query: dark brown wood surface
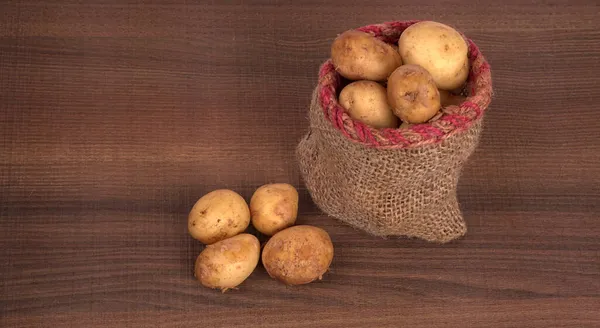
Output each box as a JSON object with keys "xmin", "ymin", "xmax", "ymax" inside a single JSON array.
[{"xmin": 1, "ymin": 1, "xmax": 599, "ymax": 327}]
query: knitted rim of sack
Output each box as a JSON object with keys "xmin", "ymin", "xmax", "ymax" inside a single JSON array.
[{"xmin": 317, "ymin": 20, "xmax": 493, "ymax": 149}]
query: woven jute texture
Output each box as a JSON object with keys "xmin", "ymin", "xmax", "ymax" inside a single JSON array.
[{"xmin": 296, "ymin": 20, "xmax": 492, "ymax": 243}]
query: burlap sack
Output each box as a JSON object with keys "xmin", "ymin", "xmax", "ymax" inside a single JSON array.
[{"xmin": 296, "ymin": 21, "xmax": 493, "ymax": 243}]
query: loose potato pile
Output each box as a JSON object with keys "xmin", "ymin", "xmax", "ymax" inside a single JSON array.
[
  {"xmin": 189, "ymin": 184, "xmax": 334, "ymax": 292},
  {"xmin": 331, "ymin": 21, "xmax": 470, "ymax": 127}
]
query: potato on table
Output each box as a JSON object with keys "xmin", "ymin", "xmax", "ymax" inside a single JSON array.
[
  {"xmin": 262, "ymin": 225, "xmax": 334, "ymax": 286},
  {"xmin": 194, "ymin": 233, "xmax": 260, "ymax": 292},
  {"xmin": 250, "ymin": 183, "xmax": 299, "ymax": 236},
  {"xmin": 188, "ymin": 189, "xmax": 250, "ymax": 244}
]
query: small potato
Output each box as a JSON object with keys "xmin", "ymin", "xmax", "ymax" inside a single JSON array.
[
  {"xmin": 194, "ymin": 233, "xmax": 260, "ymax": 292},
  {"xmin": 331, "ymin": 30, "xmax": 402, "ymax": 81},
  {"xmin": 399, "ymin": 121, "xmax": 412, "ymax": 129},
  {"xmin": 188, "ymin": 189, "xmax": 250, "ymax": 245},
  {"xmin": 250, "ymin": 183, "xmax": 299, "ymax": 236},
  {"xmin": 398, "ymin": 21, "xmax": 469, "ymax": 90},
  {"xmin": 439, "ymin": 89, "xmax": 467, "ymax": 107},
  {"xmin": 262, "ymin": 225, "xmax": 334, "ymax": 286},
  {"xmin": 338, "ymin": 80, "xmax": 399, "ymax": 129},
  {"xmin": 387, "ymin": 64, "xmax": 441, "ymax": 124}
]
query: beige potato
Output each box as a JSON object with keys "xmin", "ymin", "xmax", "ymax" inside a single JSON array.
[
  {"xmin": 194, "ymin": 233, "xmax": 260, "ymax": 292},
  {"xmin": 399, "ymin": 121, "xmax": 412, "ymax": 129},
  {"xmin": 262, "ymin": 225, "xmax": 334, "ymax": 286},
  {"xmin": 338, "ymin": 80, "xmax": 399, "ymax": 129},
  {"xmin": 387, "ymin": 64, "xmax": 441, "ymax": 124},
  {"xmin": 439, "ymin": 89, "xmax": 467, "ymax": 107},
  {"xmin": 398, "ymin": 21, "xmax": 469, "ymax": 90},
  {"xmin": 188, "ymin": 189, "xmax": 250, "ymax": 244},
  {"xmin": 451, "ymin": 58, "xmax": 469, "ymax": 92},
  {"xmin": 250, "ymin": 183, "xmax": 299, "ymax": 236},
  {"xmin": 331, "ymin": 30, "xmax": 402, "ymax": 81}
]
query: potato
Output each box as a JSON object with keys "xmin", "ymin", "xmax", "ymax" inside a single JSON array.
[
  {"xmin": 331, "ymin": 30, "xmax": 402, "ymax": 81},
  {"xmin": 428, "ymin": 111, "xmax": 444, "ymax": 122},
  {"xmin": 338, "ymin": 80, "xmax": 399, "ymax": 129},
  {"xmin": 398, "ymin": 21, "xmax": 469, "ymax": 90},
  {"xmin": 387, "ymin": 64, "xmax": 441, "ymax": 124},
  {"xmin": 439, "ymin": 89, "xmax": 466, "ymax": 107},
  {"xmin": 250, "ymin": 183, "xmax": 299, "ymax": 236},
  {"xmin": 194, "ymin": 233, "xmax": 260, "ymax": 292},
  {"xmin": 262, "ymin": 225, "xmax": 334, "ymax": 286},
  {"xmin": 188, "ymin": 189, "xmax": 250, "ymax": 244}
]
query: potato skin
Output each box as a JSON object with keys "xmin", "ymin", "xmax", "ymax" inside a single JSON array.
[
  {"xmin": 188, "ymin": 189, "xmax": 250, "ymax": 244},
  {"xmin": 250, "ymin": 183, "xmax": 299, "ymax": 236},
  {"xmin": 439, "ymin": 89, "xmax": 466, "ymax": 107},
  {"xmin": 262, "ymin": 225, "xmax": 334, "ymax": 286},
  {"xmin": 387, "ymin": 64, "xmax": 441, "ymax": 124},
  {"xmin": 398, "ymin": 21, "xmax": 469, "ymax": 90},
  {"xmin": 194, "ymin": 233, "xmax": 260, "ymax": 292},
  {"xmin": 331, "ymin": 30, "xmax": 402, "ymax": 81},
  {"xmin": 338, "ymin": 80, "xmax": 399, "ymax": 129}
]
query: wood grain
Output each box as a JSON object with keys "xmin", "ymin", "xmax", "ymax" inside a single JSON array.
[{"xmin": 1, "ymin": 0, "xmax": 599, "ymax": 327}]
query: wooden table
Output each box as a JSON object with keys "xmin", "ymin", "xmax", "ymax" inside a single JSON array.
[{"xmin": 2, "ymin": 1, "xmax": 599, "ymax": 327}]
